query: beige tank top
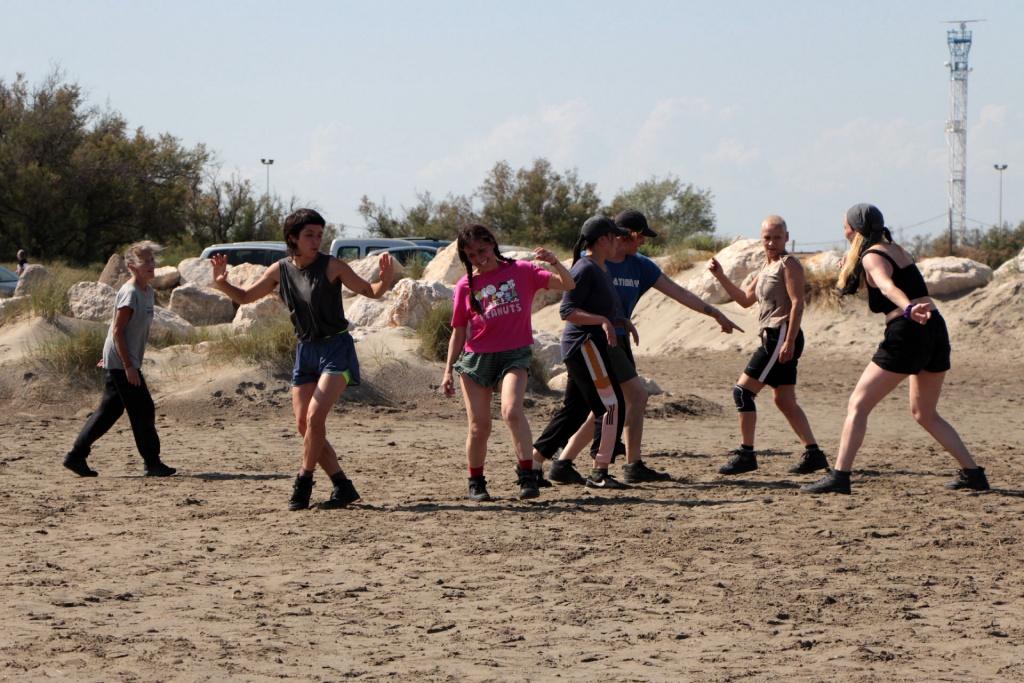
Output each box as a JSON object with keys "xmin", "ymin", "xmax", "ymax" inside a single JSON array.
[{"xmin": 756, "ymin": 254, "xmax": 794, "ymax": 330}]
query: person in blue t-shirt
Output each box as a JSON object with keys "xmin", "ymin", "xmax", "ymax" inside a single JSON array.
[{"xmin": 547, "ymin": 209, "xmax": 742, "ymax": 485}]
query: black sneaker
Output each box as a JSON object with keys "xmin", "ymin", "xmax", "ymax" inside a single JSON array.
[
  {"xmin": 288, "ymin": 475, "xmax": 314, "ymax": 511},
  {"xmin": 622, "ymin": 460, "xmax": 672, "ymax": 483},
  {"xmin": 144, "ymin": 461, "xmax": 177, "ymax": 477},
  {"xmin": 516, "ymin": 466, "xmax": 540, "ymax": 499},
  {"xmin": 535, "ymin": 469, "xmax": 552, "ymax": 488},
  {"xmin": 944, "ymin": 467, "xmax": 990, "ymax": 491},
  {"xmin": 585, "ymin": 469, "xmax": 629, "ymax": 490},
  {"xmin": 547, "ymin": 459, "xmax": 586, "ymax": 485},
  {"xmin": 801, "ymin": 470, "xmax": 851, "ymax": 495},
  {"xmin": 789, "ymin": 447, "xmax": 829, "ymax": 474},
  {"xmin": 63, "ymin": 454, "xmax": 98, "ymax": 477},
  {"xmin": 320, "ymin": 478, "xmax": 360, "ymax": 509},
  {"xmin": 467, "ymin": 476, "xmax": 492, "ymax": 502},
  {"xmin": 718, "ymin": 449, "xmax": 757, "ymax": 475}
]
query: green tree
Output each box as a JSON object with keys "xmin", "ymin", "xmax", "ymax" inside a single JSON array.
[
  {"xmin": 359, "ymin": 191, "xmax": 476, "ymax": 239},
  {"xmin": 0, "ymin": 71, "xmax": 208, "ymax": 263},
  {"xmin": 605, "ymin": 174, "xmax": 716, "ymax": 243},
  {"xmin": 478, "ymin": 159, "xmax": 601, "ymax": 247}
]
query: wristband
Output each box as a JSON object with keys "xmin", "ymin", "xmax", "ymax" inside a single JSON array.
[{"xmin": 902, "ymin": 303, "xmax": 914, "ymax": 320}]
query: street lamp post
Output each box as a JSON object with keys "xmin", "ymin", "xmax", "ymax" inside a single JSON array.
[
  {"xmin": 260, "ymin": 158, "xmax": 274, "ymax": 200},
  {"xmin": 994, "ymin": 163, "xmax": 1008, "ymax": 229}
]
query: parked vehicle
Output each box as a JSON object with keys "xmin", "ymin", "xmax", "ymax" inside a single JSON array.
[
  {"xmin": 0, "ymin": 265, "xmax": 18, "ymax": 297},
  {"xmin": 199, "ymin": 241, "xmax": 288, "ymax": 267},
  {"xmin": 367, "ymin": 245, "xmax": 437, "ymax": 267},
  {"xmin": 328, "ymin": 238, "xmax": 418, "ymax": 261},
  {"xmin": 403, "ymin": 237, "xmax": 452, "ymax": 250}
]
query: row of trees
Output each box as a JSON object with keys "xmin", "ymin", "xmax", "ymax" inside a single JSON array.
[
  {"xmin": 359, "ymin": 159, "xmax": 717, "ymax": 248},
  {"xmin": 0, "ymin": 71, "xmax": 297, "ymax": 264}
]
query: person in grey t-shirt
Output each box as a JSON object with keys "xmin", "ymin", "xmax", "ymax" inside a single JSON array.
[{"xmin": 63, "ymin": 241, "xmax": 176, "ymax": 478}]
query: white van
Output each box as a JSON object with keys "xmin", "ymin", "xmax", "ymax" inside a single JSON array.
[{"xmin": 328, "ymin": 238, "xmax": 419, "ymax": 261}]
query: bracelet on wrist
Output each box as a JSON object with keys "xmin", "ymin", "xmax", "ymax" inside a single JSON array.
[{"xmin": 902, "ymin": 303, "xmax": 914, "ymax": 319}]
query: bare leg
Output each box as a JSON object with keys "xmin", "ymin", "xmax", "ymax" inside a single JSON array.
[
  {"xmin": 909, "ymin": 371, "xmax": 977, "ymax": 469},
  {"xmin": 459, "ymin": 374, "xmax": 493, "ymax": 471},
  {"xmin": 772, "ymin": 384, "xmax": 817, "ymax": 446},
  {"xmin": 499, "ymin": 369, "xmax": 533, "ymax": 462},
  {"xmin": 620, "ymin": 376, "xmax": 648, "ymax": 464},
  {"xmin": 737, "ymin": 373, "xmax": 764, "ymax": 446},
  {"xmin": 833, "ymin": 362, "xmax": 906, "ymax": 472},
  {"xmin": 292, "ymin": 373, "xmax": 348, "ymax": 474},
  {"xmin": 558, "ymin": 414, "xmax": 595, "ymax": 462}
]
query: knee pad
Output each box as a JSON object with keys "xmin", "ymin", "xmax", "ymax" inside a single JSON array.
[{"xmin": 733, "ymin": 384, "xmax": 757, "ymax": 413}]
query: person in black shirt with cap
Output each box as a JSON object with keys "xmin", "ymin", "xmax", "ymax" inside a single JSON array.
[{"xmin": 802, "ymin": 203, "xmax": 989, "ymax": 495}]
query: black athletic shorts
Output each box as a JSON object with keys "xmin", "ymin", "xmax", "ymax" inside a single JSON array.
[
  {"xmin": 744, "ymin": 324, "xmax": 803, "ymax": 388},
  {"xmin": 872, "ymin": 313, "xmax": 951, "ymax": 375},
  {"xmin": 608, "ymin": 334, "xmax": 639, "ymax": 383}
]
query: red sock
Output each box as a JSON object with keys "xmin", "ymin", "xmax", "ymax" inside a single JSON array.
[
  {"xmin": 518, "ymin": 459, "xmax": 533, "ymax": 472},
  {"xmin": 469, "ymin": 466, "xmax": 484, "ymax": 478}
]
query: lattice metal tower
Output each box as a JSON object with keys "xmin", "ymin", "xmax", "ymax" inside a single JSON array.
[{"xmin": 945, "ymin": 21, "xmax": 979, "ymax": 247}]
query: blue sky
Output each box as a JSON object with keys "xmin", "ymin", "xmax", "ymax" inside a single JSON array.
[{"xmin": 3, "ymin": 0, "xmax": 1020, "ymax": 247}]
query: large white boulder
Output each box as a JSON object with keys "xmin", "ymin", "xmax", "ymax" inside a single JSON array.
[
  {"xmin": 98, "ymin": 253, "xmax": 131, "ymax": 289},
  {"xmin": 342, "ymin": 253, "xmax": 405, "ymax": 297},
  {"xmin": 231, "ymin": 295, "xmax": 288, "ymax": 333},
  {"xmin": 547, "ymin": 371, "xmax": 569, "ymax": 392},
  {"xmin": 346, "ymin": 279, "xmax": 453, "ymax": 329},
  {"xmin": 151, "ymin": 266, "xmax": 180, "ymax": 290},
  {"xmin": 168, "ymin": 283, "xmax": 236, "ymax": 325},
  {"xmin": 13, "ymin": 264, "xmax": 51, "ymax": 297},
  {"xmin": 994, "ymin": 247, "xmax": 1024, "ymax": 280},
  {"xmin": 802, "ymin": 250, "xmax": 842, "ymax": 274},
  {"xmin": 177, "ymin": 256, "xmax": 217, "ymax": 287},
  {"xmin": 532, "ymin": 330, "xmax": 563, "ymax": 376},
  {"xmin": 227, "ymin": 262, "xmax": 267, "ymax": 289},
  {"xmin": 385, "ymin": 279, "xmax": 452, "ymax": 328},
  {"xmin": 919, "ymin": 256, "xmax": 993, "ymax": 297},
  {"xmin": 421, "ymin": 241, "xmax": 463, "ymax": 285},
  {"xmin": 151, "ymin": 306, "xmax": 194, "ymax": 338},
  {"xmin": 0, "ymin": 295, "xmax": 28, "ymax": 322},
  {"xmin": 684, "ymin": 239, "xmax": 763, "ymax": 304},
  {"xmin": 68, "ymin": 281, "xmax": 116, "ymax": 322}
]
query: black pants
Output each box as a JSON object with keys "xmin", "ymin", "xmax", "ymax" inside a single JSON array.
[
  {"xmin": 533, "ymin": 339, "xmax": 625, "ymax": 460},
  {"xmin": 68, "ymin": 370, "xmax": 161, "ymax": 464}
]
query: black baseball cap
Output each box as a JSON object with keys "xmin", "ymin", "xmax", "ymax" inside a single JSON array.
[
  {"xmin": 614, "ymin": 209, "xmax": 658, "ymax": 237},
  {"xmin": 581, "ymin": 215, "xmax": 630, "ymax": 241}
]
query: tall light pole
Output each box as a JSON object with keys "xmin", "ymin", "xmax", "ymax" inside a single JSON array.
[
  {"xmin": 260, "ymin": 158, "xmax": 274, "ymax": 200},
  {"xmin": 994, "ymin": 163, "xmax": 1008, "ymax": 228}
]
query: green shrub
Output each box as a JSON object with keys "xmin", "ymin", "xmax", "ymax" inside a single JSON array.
[
  {"xmin": 26, "ymin": 263, "xmax": 103, "ymax": 321},
  {"xmin": 158, "ymin": 234, "xmax": 205, "ymax": 267},
  {"xmin": 416, "ymin": 300, "xmax": 453, "ymax": 362},
  {"xmin": 209, "ymin": 319, "xmax": 296, "ymax": 373},
  {"xmin": 29, "ymin": 327, "xmax": 107, "ymax": 387}
]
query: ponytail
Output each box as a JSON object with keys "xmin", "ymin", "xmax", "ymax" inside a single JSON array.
[{"xmin": 837, "ymin": 227, "xmax": 894, "ymax": 296}]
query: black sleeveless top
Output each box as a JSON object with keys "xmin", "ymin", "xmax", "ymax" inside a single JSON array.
[
  {"xmin": 277, "ymin": 253, "xmax": 349, "ymax": 341},
  {"xmin": 863, "ymin": 249, "xmax": 929, "ymax": 314}
]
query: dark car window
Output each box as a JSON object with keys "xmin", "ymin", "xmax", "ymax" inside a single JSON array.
[
  {"xmin": 0, "ymin": 266, "xmax": 18, "ymax": 282},
  {"xmin": 338, "ymin": 247, "xmax": 361, "ymax": 261}
]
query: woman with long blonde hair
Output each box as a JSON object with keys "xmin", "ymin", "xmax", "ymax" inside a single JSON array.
[{"xmin": 802, "ymin": 203, "xmax": 989, "ymax": 494}]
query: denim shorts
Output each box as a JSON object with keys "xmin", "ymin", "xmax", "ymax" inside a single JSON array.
[{"xmin": 292, "ymin": 332, "xmax": 360, "ymax": 386}]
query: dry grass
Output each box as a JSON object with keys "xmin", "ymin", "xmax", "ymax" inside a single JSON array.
[
  {"xmin": 803, "ymin": 268, "xmax": 841, "ymax": 308},
  {"xmin": 28, "ymin": 326, "xmax": 107, "ymax": 389},
  {"xmin": 416, "ymin": 300, "xmax": 454, "ymax": 362},
  {"xmin": 208, "ymin": 319, "xmax": 296, "ymax": 374}
]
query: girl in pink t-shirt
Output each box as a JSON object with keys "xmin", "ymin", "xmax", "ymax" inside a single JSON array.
[{"xmin": 442, "ymin": 224, "xmax": 574, "ymax": 502}]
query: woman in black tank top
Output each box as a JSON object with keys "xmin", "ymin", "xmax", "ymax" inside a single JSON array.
[
  {"xmin": 212, "ymin": 209, "xmax": 396, "ymax": 510},
  {"xmin": 803, "ymin": 203, "xmax": 988, "ymax": 495}
]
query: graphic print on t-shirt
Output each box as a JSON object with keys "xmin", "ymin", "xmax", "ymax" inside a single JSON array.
[{"xmin": 474, "ymin": 278, "xmax": 523, "ymax": 318}]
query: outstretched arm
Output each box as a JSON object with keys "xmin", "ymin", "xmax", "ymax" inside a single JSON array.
[
  {"xmin": 653, "ymin": 274, "xmax": 743, "ymax": 333},
  {"xmin": 862, "ymin": 253, "xmax": 931, "ymax": 324},
  {"xmin": 533, "ymin": 248, "xmax": 575, "ymax": 292},
  {"xmin": 331, "ymin": 252, "xmax": 395, "ymax": 299},
  {"xmin": 708, "ymin": 257, "xmax": 757, "ymax": 308},
  {"xmin": 211, "ymin": 255, "xmax": 280, "ymax": 304}
]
